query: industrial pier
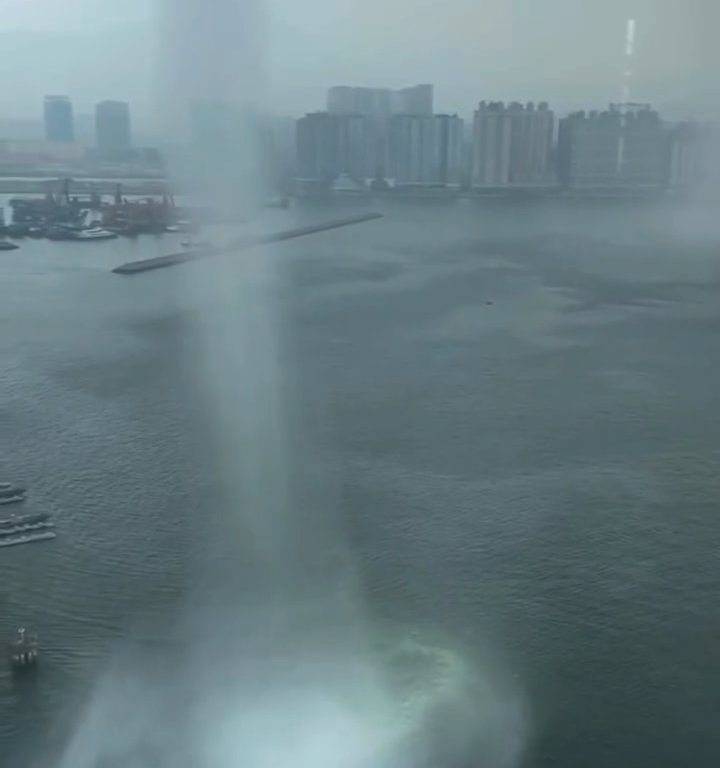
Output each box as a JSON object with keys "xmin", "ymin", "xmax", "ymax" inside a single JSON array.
[{"xmin": 112, "ymin": 213, "xmax": 384, "ymax": 275}]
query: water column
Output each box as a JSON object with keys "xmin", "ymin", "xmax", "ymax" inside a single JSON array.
[
  {"xmin": 58, "ymin": 3, "xmax": 526, "ymax": 766},
  {"xmin": 149, "ymin": 2, "xmax": 394, "ymax": 766}
]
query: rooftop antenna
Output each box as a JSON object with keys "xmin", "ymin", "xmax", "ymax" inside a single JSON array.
[{"xmin": 617, "ymin": 18, "xmax": 636, "ymax": 175}]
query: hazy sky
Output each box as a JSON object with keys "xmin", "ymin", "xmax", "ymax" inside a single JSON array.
[{"xmin": 1, "ymin": 0, "xmax": 718, "ymax": 131}]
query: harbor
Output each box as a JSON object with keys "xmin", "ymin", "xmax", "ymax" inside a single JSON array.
[
  {"xmin": 0, "ymin": 177, "xmax": 296, "ymax": 250},
  {"xmin": 0, "ymin": 176, "xmax": 167, "ymax": 197},
  {"xmin": 1, "ymin": 177, "xmax": 189, "ymax": 241}
]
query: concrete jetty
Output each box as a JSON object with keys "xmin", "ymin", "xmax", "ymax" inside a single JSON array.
[{"xmin": 112, "ymin": 213, "xmax": 384, "ymax": 275}]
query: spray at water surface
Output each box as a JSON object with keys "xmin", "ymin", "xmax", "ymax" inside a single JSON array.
[{"xmin": 58, "ymin": 2, "xmax": 527, "ymax": 766}]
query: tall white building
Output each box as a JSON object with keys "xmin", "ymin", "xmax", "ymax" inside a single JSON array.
[
  {"xmin": 390, "ymin": 115, "xmax": 435, "ymax": 183},
  {"xmin": 328, "ymin": 84, "xmax": 433, "ymax": 177},
  {"xmin": 557, "ymin": 110, "xmax": 622, "ymax": 187},
  {"xmin": 619, "ymin": 107, "xmax": 667, "ymax": 187},
  {"xmin": 389, "ymin": 114, "xmax": 464, "ymax": 185},
  {"xmin": 508, "ymin": 102, "xmax": 554, "ymax": 183},
  {"xmin": 44, "ymin": 95, "xmax": 75, "ymax": 143},
  {"xmin": 339, "ymin": 114, "xmax": 373, "ymax": 179},
  {"xmin": 296, "ymin": 112, "xmax": 372, "ymax": 181},
  {"xmin": 666, "ymin": 122, "xmax": 720, "ymax": 190},
  {"xmin": 472, "ymin": 102, "xmax": 512, "ymax": 186},
  {"xmin": 296, "ymin": 112, "xmax": 339, "ymax": 180},
  {"xmin": 434, "ymin": 114, "xmax": 464, "ymax": 186},
  {"xmin": 557, "ymin": 105, "xmax": 666, "ymax": 188},
  {"xmin": 472, "ymin": 101, "xmax": 554, "ymax": 187},
  {"xmin": 394, "ymin": 85, "xmax": 434, "ymax": 115}
]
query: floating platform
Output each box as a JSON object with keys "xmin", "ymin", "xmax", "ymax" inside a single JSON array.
[
  {"xmin": 9, "ymin": 628, "xmax": 39, "ymax": 670},
  {"xmin": 112, "ymin": 213, "xmax": 384, "ymax": 275}
]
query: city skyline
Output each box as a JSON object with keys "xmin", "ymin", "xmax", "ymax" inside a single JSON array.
[
  {"xmin": 0, "ymin": 83, "xmax": 715, "ymax": 137},
  {"xmin": 294, "ymin": 89, "xmax": 711, "ymax": 192},
  {"xmin": 2, "ymin": 87, "xmax": 710, "ymax": 191},
  {"xmin": 4, "ymin": 78, "xmax": 717, "ymax": 148},
  {"xmin": 1, "ymin": 0, "xmax": 719, "ymax": 128}
]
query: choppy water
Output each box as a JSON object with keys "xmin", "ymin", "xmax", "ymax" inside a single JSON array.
[{"xmin": 1, "ymin": 198, "xmax": 719, "ymax": 767}]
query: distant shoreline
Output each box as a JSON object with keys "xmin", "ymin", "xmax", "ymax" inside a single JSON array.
[
  {"xmin": 0, "ymin": 175, "xmax": 690, "ymax": 203},
  {"xmin": 292, "ymin": 187, "xmax": 686, "ymax": 203},
  {"xmin": 0, "ymin": 177, "xmax": 168, "ymax": 197}
]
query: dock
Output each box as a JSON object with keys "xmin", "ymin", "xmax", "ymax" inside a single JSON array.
[{"xmin": 111, "ymin": 213, "xmax": 384, "ymax": 275}]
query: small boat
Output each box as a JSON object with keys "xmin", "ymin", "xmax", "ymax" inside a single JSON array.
[
  {"xmin": 0, "ymin": 240, "xmax": 19, "ymax": 250},
  {"xmin": 73, "ymin": 227, "xmax": 118, "ymax": 241},
  {"xmin": 0, "ymin": 530, "xmax": 56, "ymax": 548},
  {"xmin": 9, "ymin": 628, "xmax": 39, "ymax": 669}
]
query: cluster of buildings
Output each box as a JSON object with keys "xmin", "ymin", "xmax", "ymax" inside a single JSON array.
[
  {"xmin": 1, "ymin": 85, "xmax": 714, "ymax": 196},
  {"xmin": 43, "ymin": 95, "xmax": 131, "ymax": 158},
  {"xmin": 297, "ymin": 84, "xmax": 465, "ymax": 188},
  {"xmin": 0, "ymin": 96, "xmax": 162, "ymax": 175},
  {"xmin": 295, "ymin": 85, "xmax": 715, "ymax": 193}
]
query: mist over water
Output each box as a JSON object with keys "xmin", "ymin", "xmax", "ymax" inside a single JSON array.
[{"xmin": 56, "ymin": 2, "xmax": 526, "ymax": 766}]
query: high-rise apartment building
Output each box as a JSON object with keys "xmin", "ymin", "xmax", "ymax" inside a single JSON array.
[
  {"xmin": 393, "ymin": 84, "xmax": 434, "ymax": 115},
  {"xmin": 389, "ymin": 115, "xmax": 435, "ymax": 183},
  {"xmin": 472, "ymin": 102, "xmax": 512, "ymax": 186},
  {"xmin": 338, "ymin": 114, "xmax": 372, "ymax": 179},
  {"xmin": 557, "ymin": 110, "xmax": 622, "ymax": 187},
  {"xmin": 327, "ymin": 84, "xmax": 433, "ymax": 176},
  {"xmin": 389, "ymin": 113, "xmax": 464, "ymax": 185},
  {"xmin": 619, "ymin": 107, "xmax": 668, "ymax": 187},
  {"xmin": 508, "ymin": 102, "xmax": 554, "ymax": 183},
  {"xmin": 665, "ymin": 122, "xmax": 720, "ymax": 190},
  {"xmin": 434, "ymin": 114, "xmax": 464, "ymax": 186},
  {"xmin": 44, "ymin": 96, "xmax": 75, "ymax": 143},
  {"xmin": 557, "ymin": 105, "xmax": 667, "ymax": 188},
  {"xmin": 667, "ymin": 123, "xmax": 702, "ymax": 189},
  {"xmin": 296, "ymin": 112, "xmax": 372, "ymax": 181},
  {"xmin": 95, "ymin": 101, "xmax": 132, "ymax": 158},
  {"xmin": 296, "ymin": 113, "xmax": 336, "ymax": 180},
  {"xmin": 472, "ymin": 101, "xmax": 554, "ymax": 187}
]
